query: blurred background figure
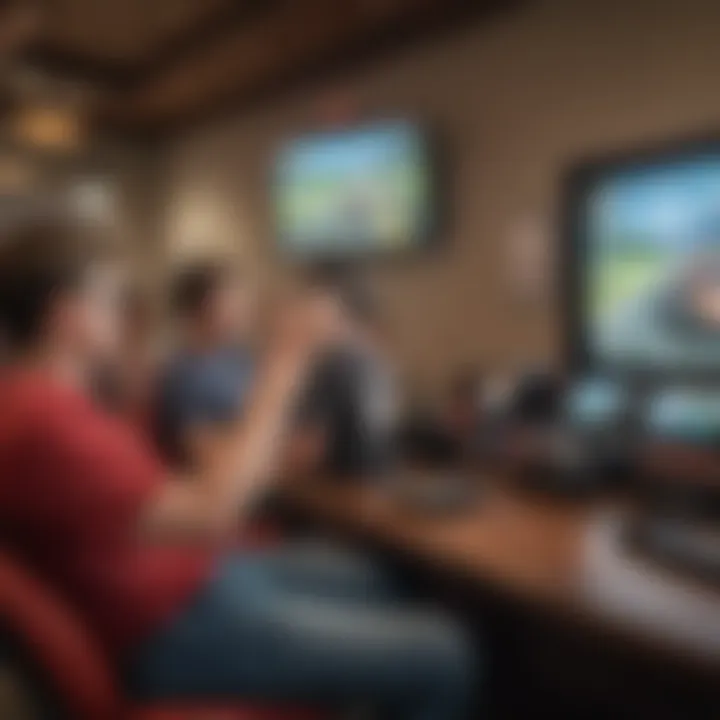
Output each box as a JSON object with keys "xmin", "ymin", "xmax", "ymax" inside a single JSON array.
[
  {"xmin": 297, "ymin": 265, "xmax": 402, "ymax": 480},
  {"xmin": 154, "ymin": 262, "xmax": 257, "ymax": 468}
]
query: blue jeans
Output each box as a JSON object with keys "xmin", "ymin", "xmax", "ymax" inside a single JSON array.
[{"xmin": 125, "ymin": 543, "xmax": 476, "ymax": 718}]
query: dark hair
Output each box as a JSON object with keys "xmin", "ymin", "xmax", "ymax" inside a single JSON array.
[
  {"xmin": 171, "ymin": 262, "xmax": 230, "ymax": 319},
  {"xmin": 0, "ymin": 219, "xmax": 107, "ymax": 348},
  {"xmin": 306, "ymin": 262, "xmax": 380, "ymax": 327}
]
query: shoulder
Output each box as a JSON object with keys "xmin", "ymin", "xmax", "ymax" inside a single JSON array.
[
  {"xmin": 1, "ymin": 376, "xmax": 87, "ymax": 430},
  {"xmin": 156, "ymin": 352, "xmax": 233, "ymax": 422},
  {"xmin": 158, "ymin": 351, "xmax": 192, "ymax": 381},
  {"xmin": 1, "ymin": 379, "xmax": 114, "ymax": 469}
]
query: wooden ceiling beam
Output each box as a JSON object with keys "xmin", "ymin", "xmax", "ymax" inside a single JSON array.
[
  {"xmin": 21, "ymin": 0, "xmax": 258, "ymax": 89},
  {"xmin": 0, "ymin": 0, "xmax": 42, "ymax": 60},
  {"xmin": 21, "ymin": 45, "xmax": 134, "ymax": 88},
  {"xmin": 14, "ymin": 0, "xmax": 524, "ymax": 136},
  {"xmin": 105, "ymin": 0, "xmax": 519, "ymax": 133},
  {"xmin": 134, "ymin": 0, "xmax": 269, "ymax": 82},
  {"xmin": 108, "ymin": 0, "xmax": 377, "ymax": 121}
]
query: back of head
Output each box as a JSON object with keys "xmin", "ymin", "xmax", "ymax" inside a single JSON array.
[
  {"xmin": 0, "ymin": 217, "xmax": 106, "ymax": 352},
  {"xmin": 306, "ymin": 262, "xmax": 382, "ymax": 333},
  {"xmin": 170, "ymin": 262, "xmax": 227, "ymax": 321},
  {"xmin": 169, "ymin": 259, "xmax": 256, "ymax": 351}
]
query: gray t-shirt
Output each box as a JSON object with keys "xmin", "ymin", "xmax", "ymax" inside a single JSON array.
[
  {"xmin": 301, "ymin": 346, "xmax": 399, "ymax": 479},
  {"xmin": 154, "ymin": 347, "xmax": 254, "ymax": 466}
]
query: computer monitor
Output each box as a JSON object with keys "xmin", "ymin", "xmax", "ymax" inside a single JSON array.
[
  {"xmin": 645, "ymin": 386, "xmax": 720, "ymax": 445},
  {"xmin": 565, "ymin": 138, "xmax": 720, "ymax": 379},
  {"xmin": 564, "ymin": 377, "xmax": 629, "ymax": 431}
]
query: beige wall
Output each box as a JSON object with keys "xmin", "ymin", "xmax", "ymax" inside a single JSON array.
[
  {"xmin": 113, "ymin": 142, "xmax": 169, "ymax": 278},
  {"xmin": 162, "ymin": 0, "xmax": 720, "ymax": 390}
]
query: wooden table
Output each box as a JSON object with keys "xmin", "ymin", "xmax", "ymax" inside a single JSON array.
[{"xmin": 279, "ymin": 478, "xmax": 720, "ymax": 676}]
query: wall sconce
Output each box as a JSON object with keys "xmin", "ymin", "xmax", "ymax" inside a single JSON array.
[{"xmin": 12, "ymin": 102, "xmax": 85, "ymax": 152}]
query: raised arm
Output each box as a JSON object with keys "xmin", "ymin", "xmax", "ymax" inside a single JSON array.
[{"xmin": 138, "ymin": 295, "xmax": 337, "ymax": 542}]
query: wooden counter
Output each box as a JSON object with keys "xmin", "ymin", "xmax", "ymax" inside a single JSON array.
[{"xmin": 279, "ymin": 478, "xmax": 720, "ymax": 676}]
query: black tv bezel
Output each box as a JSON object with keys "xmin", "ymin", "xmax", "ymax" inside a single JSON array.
[
  {"xmin": 561, "ymin": 131, "xmax": 720, "ymax": 386},
  {"xmin": 271, "ymin": 119, "xmax": 446, "ymax": 266}
]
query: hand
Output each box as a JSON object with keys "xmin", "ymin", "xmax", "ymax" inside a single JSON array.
[{"xmin": 270, "ymin": 291, "xmax": 343, "ymax": 361}]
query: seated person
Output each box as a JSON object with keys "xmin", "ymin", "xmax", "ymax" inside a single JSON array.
[
  {"xmin": 154, "ymin": 262, "xmax": 257, "ymax": 468},
  {"xmin": 0, "ymin": 220, "xmax": 476, "ymax": 717},
  {"xmin": 154, "ymin": 262, "xmax": 326, "ymax": 477},
  {"xmin": 299, "ymin": 269, "xmax": 401, "ymax": 480}
]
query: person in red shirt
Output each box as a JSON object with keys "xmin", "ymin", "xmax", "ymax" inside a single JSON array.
[{"xmin": 0, "ymin": 219, "xmax": 476, "ymax": 717}]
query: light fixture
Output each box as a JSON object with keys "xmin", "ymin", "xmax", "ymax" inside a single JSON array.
[
  {"xmin": 12, "ymin": 101, "xmax": 85, "ymax": 152},
  {"xmin": 6, "ymin": 65, "xmax": 92, "ymax": 153}
]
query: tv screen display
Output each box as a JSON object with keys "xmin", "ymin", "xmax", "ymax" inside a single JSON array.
[
  {"xmin": 575, "ymin": 146, "xmax": 720, "ymax": 374},
  {"xmin": 646, "ymin": 387, "xmax": 720, "ymax": 443},
  {"xmin": 564, "ymin": 377, "xmax": 628, "ymax": 429},
  {"xmin": 274, "ymin": 121, "xmax": 435, "ymax": 258}
]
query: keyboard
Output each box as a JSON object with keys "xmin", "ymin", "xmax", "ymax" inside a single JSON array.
[{"xmin": 627, "ymin": 515, "xmax": 720, "ymax": 586}]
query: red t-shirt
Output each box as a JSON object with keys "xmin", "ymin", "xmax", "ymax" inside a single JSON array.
[{"xmin": 0, "ymin": 371, "xmax": 214, "ymax": 656}]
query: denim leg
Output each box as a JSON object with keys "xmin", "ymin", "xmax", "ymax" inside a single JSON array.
[
  {"xmin": 247, "ymin": 541, "xmax": 400, "ymax": 603},
  {"xmin": 126, "ymin": 554, "xmax": 477, "ymax": 719}
]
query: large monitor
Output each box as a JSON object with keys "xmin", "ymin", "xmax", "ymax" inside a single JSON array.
[
  {"xmin": 646, "ymin": 386, "xmax": 720, "ymax": 444},
  {"xmin": 273, "ymin": 120, "xmax": 437, "ymax": 260},
  {"xmin": 564, "ymin": 377, "xmax": 629, "ymax": 430},
  {"xmin": 566, "ymin": 139, "xmax": 720, "ymax": 377}
]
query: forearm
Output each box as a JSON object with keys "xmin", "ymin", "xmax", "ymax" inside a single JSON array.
[
  {"xmin": 201, "ymin": 350, "xmax": 307, "ymax": 514},
  {"xmin": 140, "ymin": 349, "xmax": 309, "ymax": 541}
]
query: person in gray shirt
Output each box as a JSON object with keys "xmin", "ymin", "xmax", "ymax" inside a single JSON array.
[{"xmin": 299, "ymin": 268, "xmax": 400, "ymax": 479}]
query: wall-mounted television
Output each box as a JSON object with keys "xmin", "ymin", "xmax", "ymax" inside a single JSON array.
[
  {"xmin": 564, "ymin": 137, "xmax": 720, "ymax": 379},
  {"xmin": 273, "ymin": 120, "xmax": 437, "ymax": 260}
]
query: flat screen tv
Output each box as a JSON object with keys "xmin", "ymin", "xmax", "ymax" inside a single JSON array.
[
  {"xmin": 565, "ymin": 138, "xmax": 720, "ymax": 379},
  {"xmin": 273, "ymin": 120, "xmax": 436, "ymax": 259}
]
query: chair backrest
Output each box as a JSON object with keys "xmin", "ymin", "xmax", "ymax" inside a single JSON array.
[{"xmin": 0, "ymin": 551, "xmax": 122, "ymax": 720}]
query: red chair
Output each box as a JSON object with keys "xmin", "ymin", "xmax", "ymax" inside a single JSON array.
[{"xmin": 0, "ymin": 552, "xmax": 326, "ymax": 720}]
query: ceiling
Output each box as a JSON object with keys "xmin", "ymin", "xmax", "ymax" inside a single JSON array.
[{"xmin": 3, "ymin": 0, "xmax": 522, "ymax": 137}]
